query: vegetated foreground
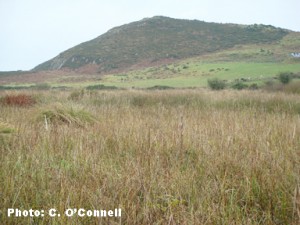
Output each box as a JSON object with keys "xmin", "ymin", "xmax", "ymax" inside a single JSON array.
[{"xmin": 0, "ymin": 89, "xmax": 299, "ymax": 224}]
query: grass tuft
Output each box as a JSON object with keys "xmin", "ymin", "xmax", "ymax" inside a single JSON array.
[
  {"xmin": 0, "ymin": 120, "xmax": 15, "ymax": 134},
  {"xmin": 39, "ymin": 103, "xmax": 97, "ymax": 127}
]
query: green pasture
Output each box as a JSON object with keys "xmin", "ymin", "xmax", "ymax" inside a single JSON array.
[
  {"xmin": 2, "ymin": 62, "xmax": 300, "ymax": 89},
  {"xmin": 90, "ymin": 62, "xmax": 300, "ymax": 88}
]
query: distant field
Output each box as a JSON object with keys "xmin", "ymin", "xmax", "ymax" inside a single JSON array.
[
  {"xmin": 2, "ymin": 61, "xmax": 300, "ymax": 89},
  {"xmin": 23, "ymin": 61, "xmax": 296, "ymax": 89},
  {"xmin": 98, "ymin": 62, "xmax": 300, "ymax": 88},
  {"xmin": 1, "ymin": 61, "xmax": 299, "ymax": 89},
  {"xmin": 0, "ymin": 89, "xmax": 299, "ymax": 224}
]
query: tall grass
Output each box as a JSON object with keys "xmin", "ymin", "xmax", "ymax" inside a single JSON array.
[{"xmin": 0, "ymin": 89, "xmax": 299, "ymax": 224}]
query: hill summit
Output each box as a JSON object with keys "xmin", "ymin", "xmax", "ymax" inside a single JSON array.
[{"xmin": 34, "ymin": 16, "xmax": 289, "ymax": 73}]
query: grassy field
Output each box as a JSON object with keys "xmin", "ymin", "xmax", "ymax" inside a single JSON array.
[
  {"xmin": 14, "ymin": 61, "xmax": 296, "ymax": 89},
  {"xmin": 3, "ymin": 59, "xmax": 299, "ymax": 89},
  {"xmin": 0, "ymin": 89, "xmax": 300, "ymax": 224},
  {"xmin": 98, "ymin": 62, "xmax": 300, "ymax": 88}
]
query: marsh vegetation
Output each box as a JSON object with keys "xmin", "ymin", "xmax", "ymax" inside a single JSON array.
[{"xmin": 0, "ymin": 89, "xmax": 299, "ymax": 224}]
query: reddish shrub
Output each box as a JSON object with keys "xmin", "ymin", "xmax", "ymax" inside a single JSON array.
[{"xmin": 1, "ymin": 94, "xmax": 36, "ymax": 107}]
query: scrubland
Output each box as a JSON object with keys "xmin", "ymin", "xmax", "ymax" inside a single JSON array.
[{"xmin": 0, "ymin": 89, "xmax": 299, "ymax": 224}]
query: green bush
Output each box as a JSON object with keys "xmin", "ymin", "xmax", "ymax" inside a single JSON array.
[
  {"xmin": 34, "ymin": 83, "xmax": 51, "ymax": 90},
  {"xmin": 207, "ymin": 78, "xmax": 226, "ymax": 90},
  {"xmin": 249, "ymin": 83, "xmax": 259, "ymax": 90},
  {"xmin": 231, "ymin": 82, "xmax": 248, "ymax": 90},
  {"xmin": 86, "ymin": 84, "xmax": 118, "ymax": 90},
  {"xmin": 147, "ymin": 85, "xmax": 174, "ymax": 90},
  {"xmin": 278, "ymin": 72, "xmax": 293, "ymax": 84}
]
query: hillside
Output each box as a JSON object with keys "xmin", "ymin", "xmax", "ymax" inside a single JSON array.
[{"xmin": 33, "ymin": 16, "xmax": 289, "ymax": 73}]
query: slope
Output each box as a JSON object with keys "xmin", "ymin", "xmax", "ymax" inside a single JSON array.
[{"xmin": 33, "ymin": 16, "xmax": 289, "ymax": 73}]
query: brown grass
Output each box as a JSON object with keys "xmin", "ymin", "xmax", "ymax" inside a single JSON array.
[
  {"xmin": 1, "ymin": 93, "xmax": 36, "ymax": 107},
  {"xmin": 263, "ymin": 80, "xmax": 300, "ymax": 95},
  {"xmin": 0, "ymin": 89, "xmax": 299, "ymax": 224}
]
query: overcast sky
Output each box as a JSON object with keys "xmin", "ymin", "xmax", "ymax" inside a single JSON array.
[{"xmin": 1, "ymin": 0, "xmax": 299, "ymax": 71}]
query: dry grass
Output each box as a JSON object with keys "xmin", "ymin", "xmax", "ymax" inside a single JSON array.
[
  {"xmin": 0, "ymin": 89, "xmax": 299, "ymax": 224},
  {"xmin": 0, "ymin": 93, "xmax": 36, "ymax": 107}
]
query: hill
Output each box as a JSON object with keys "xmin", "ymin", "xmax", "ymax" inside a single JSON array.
[{"xmin": 33, "ymin": 16, "xmax": 289, "ymax": 73}]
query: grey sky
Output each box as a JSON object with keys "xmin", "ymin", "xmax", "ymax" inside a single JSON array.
[{"xmin": 1, "ymin": 0, "xmax": 299, "ymax": 71}]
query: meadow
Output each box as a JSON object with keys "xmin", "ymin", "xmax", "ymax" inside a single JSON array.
[
  {"xmin": 0, "ymin": 89, "xmax": 299, "ymax": 224},
  {"xmin": 99, "ymin": 62, "xmax": 300, "ymax": 88}
]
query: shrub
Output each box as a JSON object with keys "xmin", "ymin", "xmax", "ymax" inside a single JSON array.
[
  {"xmin": 0, "ymin": 85, "xmax": 30, "ymax": 90},
  {"xmin": 207, "ymin": 78, "xmax": 226, "ymax": 90},
  {"xmin": 278, "ymin": 72, "xmax": 293, "ymax": 84},
  {"xmin": 0, "ymin": 94, "xmax": 36, "ymax": 107},
  {"xmin": 86, "ymin": 84, "xmax": 118, "ymax": 90},
  {"xmin": 231, "ymin": 82, "xmax": 248, "ymax": 90},
  {"xmin": 34, "ymin": 83, "xmax": 51, "ymax": 90},
  {"xmin": 147, "ymin": 85, "xmax": 174, "ymax": 90},
  {"xmin": 249, "ymin": 83, "xmax": 259, "ymax": 90}
]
